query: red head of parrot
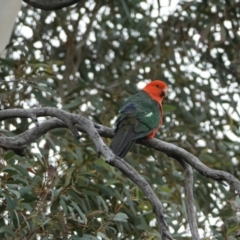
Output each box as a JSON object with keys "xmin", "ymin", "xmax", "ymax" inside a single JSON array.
[
  {"xmin": 142, "ymin": 80, "xmax": 168, "ymax": 105},
  {"xmin": 142, "ymin": 80, "xmax": 168, "ymax": 137},
  {"xmin": 110, "ymin": 80, "xmax": 168, "ymax": 157}
]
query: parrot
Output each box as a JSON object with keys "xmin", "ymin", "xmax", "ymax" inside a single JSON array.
[{"xmin": 110, "ymin": 80, "xmax": 168, "ymax": 158}]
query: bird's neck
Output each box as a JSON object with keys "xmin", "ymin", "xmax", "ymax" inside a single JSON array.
[{"xmin": 143, "ymin": 90, "xmax": 163, "ymax": 106}]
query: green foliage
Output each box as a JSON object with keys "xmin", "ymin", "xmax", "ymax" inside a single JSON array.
[{"xmin": 0, "ymin": 0, "xmax": 240, "ymax": 238}]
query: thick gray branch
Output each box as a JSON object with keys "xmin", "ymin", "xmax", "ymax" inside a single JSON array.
[
  {"xmin": 1, "ymin": 107, "xmax": 240, "ymax": 239},
  {"xmin": 76, "ymin": 116, "xmax": 173, "ymax": 240},
  {"xmin": 0, "ymin": 108, "xmax": 173, "ymax": 239},
  {"xmin": 0, "ymin": 108, "xmax": 239, "ymax": 196}
]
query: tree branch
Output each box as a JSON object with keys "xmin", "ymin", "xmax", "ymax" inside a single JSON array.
[
  {"xmin": 178, "ymin": 160, "xmax": 200, "ymax": 240},
  {"xmin": 23, "ymin": 0, "xmax": 80, "ymax": 10},
  {"xmin": 1, "ymin": 107, "xmax": 240, "ymax": 238},
  {"xmin": 1, "ymin": 108, "xmax": 239, "ymax": 195},
  {"xmin": 0, "ymin": 108, "xmax": 173, "ymax": 239},
  {"xmin": 76, "ymin": 116, "xmax": 173, "ymax": 240},
  {"xmin": 140, "ymin": 138, "xmax": 240, "ymax": 195}
]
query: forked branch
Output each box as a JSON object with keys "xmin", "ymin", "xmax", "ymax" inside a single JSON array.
[
  {"xmin": 1, "ymin": 107, "xmax": 240, "ymax": 239},
  {"xmin": 0, "ymin": 108, "xmax": 173, "ymax": 240}
]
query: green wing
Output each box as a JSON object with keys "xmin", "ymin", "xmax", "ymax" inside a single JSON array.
[{"xmin": 110, "ymin": 91, "xmax": 161, "ymax": 157}]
